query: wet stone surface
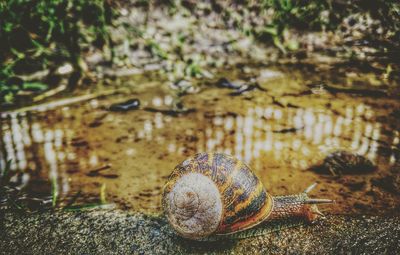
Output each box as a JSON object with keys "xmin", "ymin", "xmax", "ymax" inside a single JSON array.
[{"xmin": 1, "ymin": 65, "xmax": 399, "ymax": 218}]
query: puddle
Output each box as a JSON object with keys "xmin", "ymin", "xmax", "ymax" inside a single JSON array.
[{"xmin": 1, "ymin": 66, "xmax": 399, "ymax": 216}]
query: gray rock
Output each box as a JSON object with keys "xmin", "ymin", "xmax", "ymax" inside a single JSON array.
[{"xmin": 1, "ymin": 209, "xmax": 399, "ymax": 254}]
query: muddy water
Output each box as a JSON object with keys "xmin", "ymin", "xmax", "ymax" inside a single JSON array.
[{"xmin": 1, "ymin": 66, "xmax": 399, "ymax": 216}]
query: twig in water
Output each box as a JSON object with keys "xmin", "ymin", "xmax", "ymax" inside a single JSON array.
[
  {"xmin": 33, "ymin": 84, "xmax": 67, "ymax": 102},
  {"xmin": 1, "ymin": 89, "xmax": 123, "ymax": 116},
  {"xmin": 86, "ymin": 164, "xmax": 112, "ymax": 177}
]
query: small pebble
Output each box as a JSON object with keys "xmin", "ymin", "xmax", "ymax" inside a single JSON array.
[
  {"xmin": 216, "ymin": 78, "xmax": 242, "ymax": 89},
  {"xmin": 109, "ymin": 99, "xmax": 140, "ymax": 112}
]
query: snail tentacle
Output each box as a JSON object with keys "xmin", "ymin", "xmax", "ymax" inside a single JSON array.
[
  {"xmin": 304, "ymin": 198, "xmax": 334, "ymax": 204},
  {"xmin": 303, "ymin": 183, "xmax": 334, "ymax": 204}
]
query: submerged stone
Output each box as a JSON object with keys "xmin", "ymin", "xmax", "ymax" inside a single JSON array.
[
  {"xmin": 109, "ymin": 98, "xmax": 140, "ymax": 111},
  {"xmin": 312, "ymin": 151, "xmax": 376, "ymax": 176},
  {"xmin": 216, "ymin": 78, "xmax": 242, "ymax": 89}
]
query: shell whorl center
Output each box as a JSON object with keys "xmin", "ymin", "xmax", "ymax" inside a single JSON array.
[{"xmin": 164, "ymin": 172, "xmax": 223, "ymax": 240}]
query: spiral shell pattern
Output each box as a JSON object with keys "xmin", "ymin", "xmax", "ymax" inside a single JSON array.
[{"xmin": 162, "ymin": 152, "xmax": 273, "ymax": 239}]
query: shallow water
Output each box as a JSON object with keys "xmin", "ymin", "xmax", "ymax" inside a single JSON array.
[{"xmin": 1, "ymin": 65, "xmax": 399, "ymax": 216}]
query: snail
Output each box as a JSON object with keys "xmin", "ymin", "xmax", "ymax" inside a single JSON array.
[{"xmin": 162, "ymin": 152, "xmax": 333, "ymax": 240}]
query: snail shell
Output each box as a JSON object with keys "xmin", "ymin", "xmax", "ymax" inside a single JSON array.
[{"xmin": 162, "ymin": 152, "xmax": 273, "ymax": 240}]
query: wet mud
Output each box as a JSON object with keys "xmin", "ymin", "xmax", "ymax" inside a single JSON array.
[{"xmin": 1, "ymin": 65, "xmax": 399, "ymax": 217}]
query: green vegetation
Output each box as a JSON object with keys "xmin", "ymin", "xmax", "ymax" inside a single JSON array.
[
  {"xmin": 264, "ymin": 0, "xmax": 333, "ymax": 31},
  {"xmin": 0, "ymin": 159, "xmax": 28, "ymax": 212},
  {"xmin": 0, "ymin": 0, "xmax": 399, "ymax": 106},
  {"xmin": 0, "ymin": 159, "xmax": 111, "ymax": 212},
  {"xmin": 51, "ymin": 176, "xmax": 59, "ymax": 207},
  {"xmin": 0, "ymin": 159, "xmax": 12, "ymax": 181},
  {"xmin": 63, "ymin": 183, "xmax": 111, "ymax": 212},
  {"xmin": 100, "ymin": 183, "xmax": 107, "ymax": 204},
  {"xmin": 254, "ymin": 0, "xmax": 400, "ymax": 53},
  {"xmin": 0, "ymin": 0, "xmax": 114, "ymax": 104}
]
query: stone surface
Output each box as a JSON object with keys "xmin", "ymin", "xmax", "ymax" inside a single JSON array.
[{"xmin": 1, "ymin": 209, "xmax": 399, "ymax": 254}]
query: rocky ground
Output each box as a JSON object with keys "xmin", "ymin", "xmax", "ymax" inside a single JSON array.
[{"xmin": 1, "ymin": 209, "xmax": 399, "ymax": 254}]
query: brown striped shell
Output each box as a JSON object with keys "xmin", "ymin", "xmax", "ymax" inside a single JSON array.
[{"xmin": 162, "ymin": 152, "xmax": 273, "ymax": 240}]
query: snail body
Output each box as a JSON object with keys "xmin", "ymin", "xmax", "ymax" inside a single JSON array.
[{"xmin": 162, "ymin": 152, "xmax": 332, "ymax": 240}]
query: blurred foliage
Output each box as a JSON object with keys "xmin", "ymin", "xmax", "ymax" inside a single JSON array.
[
  {"xmin": 0, "ymin": 0, "xmax": 115, "ymax": 105},
  {"xmin": 263, "ymin": 0, "xmax": 333, "ymax": 31},
  {"xmin": 0, "ymin": 0, "xmax": 399, "ymax": 106},
  {"xmin": 258, "ymin": 0, "xmax": 400, "ymax": 52},
  {"xmin": 0, "ymin": 159, "xmax": 12, "ymax": 181}
]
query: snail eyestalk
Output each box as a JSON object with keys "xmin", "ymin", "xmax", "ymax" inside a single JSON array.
[
  {"xmin": 267, "ymin": 183, "xmax": 333, "ymax": 223},
  {"xmin": 304, "ymin": 182, "xmax": 318, "ymax": 193},
  {"xmin": 304, "ymin": 198, "xmax": 334, "ymax": 204}
]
